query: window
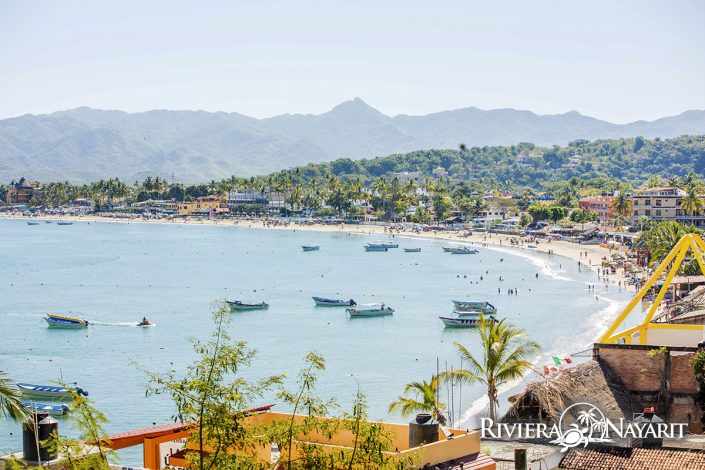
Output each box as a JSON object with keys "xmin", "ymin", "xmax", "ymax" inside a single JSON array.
[
  {"xmin": 656, "ymin": 200, "xmax": 662, "ymax": 207},
  {"xmin": 645, "ymin": 210, "xmax": 651, "ymax": 216},
  {"xmin": 656, "ymin": 210, "xmax": 662, "ymax": 216},
  {"xmin": 634, "ymin": 210, "xmax": 639, "ymax": 216},
  {"xmin": 645, "ymin": 200, "xmax": 651, "ymax": 206}
]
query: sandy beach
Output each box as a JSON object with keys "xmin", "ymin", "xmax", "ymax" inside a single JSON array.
[{"xmin": 4, "ymin": 212, "xmax": 631, "ymax": 287}]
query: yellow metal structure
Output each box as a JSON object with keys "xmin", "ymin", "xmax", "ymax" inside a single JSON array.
[{"xmin": 600, "ymin": 234, "xmax": 705, "ymax": 345}]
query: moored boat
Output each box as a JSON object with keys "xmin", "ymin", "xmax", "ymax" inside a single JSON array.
[
  {"xmin": 404, "ymin": 248, "xmax": 422, "ymax": 252},
  {"xmin": 452, "ymin": 300, "xmax": 497, "ymax": 314},
  {"xmin": 302, "ymin": 245, "xmax": 320, "ymax": 252},
  {"xmin": 440, "ymin": 316, "xmax": 485, "ymax": 328},
  {"xmin": 226, "ymin": 300, "xmax": 269, "ymax": 311},
  {"xmin": 17, "ymin": 383, "xmax": 89, "ymax": 399},
  {"xmin": 365, "ymin": 245, "xmax": 388, "ymax": 252},
  {"xmin": 346, "ymin": 304, "xmax": 394, "ymax": 317},
  {"xmin": 45, "ymin": 314, "xmax": 90, "ymax": 328},
  {"xmin": 21, "ymin": 400, "xmax": 71, "ymax": 416},
  {"xmin": 27, "ymin": 221, "xmax": 40, "ymax": 225},
  {"xmin": 57, "ymin": 221, "xmax": 73, "ymax": 226},
  {"xmin": 44, "ymin": 220, "xmax": 54, "ymax": 224},
  {"xmin": 366, "ymin": 241, "xmax": 399, "ymax": 249},
  {"xmin": 449, "ymin": 247, "xmax": 479, "ymax": 254},
  {"xmin": 313, "ymin": 297, "xmax": 356, "ymax": 307},
  {"xmin": 442, "ymin": 247, "xmax": 456, "ymax": 252}
]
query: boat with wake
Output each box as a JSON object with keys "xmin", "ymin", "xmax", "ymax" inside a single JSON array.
[
  {"xmin": 45, "ymin": 314, "xmax": 91, "ymax": 328},
  {"xmin": 17, "ymin": 382, "xmax": 89, "ymax": 399},
  {"xmin": 313, "ymin": 297, "xmax": 356, "ymax": 307},
  {"xmin": 227, "ymin": 300, "xmax": 269, "ymax": 311}
]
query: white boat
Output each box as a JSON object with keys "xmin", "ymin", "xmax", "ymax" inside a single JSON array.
[
  {"xmin": 227, "ymin": 300, "xmax": 269, "ymax": 311},
  {"xmin": 440, "ymin": 316, "xmax": 485, "ymax": 328},
  {"xmin": 302, "ymin": 245, "xmax": 320, "ymax": 251},
  {"xmin": 346, "ymin": 304, "xmax": 394, "ymax": 317},
  {"xmin": 313, "ymin": 297, "xmax": 356, "ymax": 307},
  {"xmin": 365, "ymin": 245, "xmax": 388, "ymax": 252},
  {"xmin": 452, "ymin": 301, "xmax": 497, "ymax": 314},
  {"xmin": 449, "ymin": 247, "xmax": 479, "ymax": 255},
  {"xmin": 366, "ymin": 241, "xmax": 399, "ymax": 249},
  {"xmin": 17, "ymin": 383, "xmax": 89, "ymax": 399},
  {"xmin": 21, "ymin": 400, "xmax": 70, "ymax": 416}
]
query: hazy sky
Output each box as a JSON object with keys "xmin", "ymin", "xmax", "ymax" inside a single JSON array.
[{"xmin": 1, "ymin": 1, "xmax": 704, "ymax": 122}]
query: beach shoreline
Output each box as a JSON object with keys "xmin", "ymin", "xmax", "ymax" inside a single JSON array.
[{"xmin": 3, "ymin": 212, "xmax": 630, "ymax": 286}]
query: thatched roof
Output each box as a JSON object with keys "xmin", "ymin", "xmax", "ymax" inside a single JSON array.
[{"xmin": 502, "ymin": 360, "xmax": 643, "ymax": 426}]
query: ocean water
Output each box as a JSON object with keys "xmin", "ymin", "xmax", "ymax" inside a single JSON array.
[{"xmin": 0, "ymin": 219, "xmax": 633, "ymax": 464}]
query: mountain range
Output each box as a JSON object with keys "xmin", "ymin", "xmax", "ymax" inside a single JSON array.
[{"xmin": 1, "ymin": 98, "xmax": 704, "ymax": 183}]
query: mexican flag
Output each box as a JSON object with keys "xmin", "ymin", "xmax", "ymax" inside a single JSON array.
[{"xmin": 552, "ymin": 356, "xmax": 573, "ymax": 366}]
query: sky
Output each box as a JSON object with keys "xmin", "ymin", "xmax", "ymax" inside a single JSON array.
[{"xmin": 1, "ymin": 0, "xmax": 704, "ymax": 123}]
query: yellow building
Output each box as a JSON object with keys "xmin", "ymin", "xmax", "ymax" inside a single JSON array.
[
  {"xmin": 106, "ymin": 408, "xmax": 495, "ymax": 469},
  {"xmin": 172, "ymin": 195, "xmax": 223, "ymax": 216}
]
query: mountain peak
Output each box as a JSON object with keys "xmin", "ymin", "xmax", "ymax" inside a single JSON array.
[{"xmin": 329, "ymin": 98, "xmax": 384, "ymax": 116}]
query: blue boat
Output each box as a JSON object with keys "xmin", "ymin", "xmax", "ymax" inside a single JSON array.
[
  {"xmin": 312, "ymin": 297, "xmax": 356, "ymax": 307},
  {"xmin": 45, "ymin": 314, "xmax": 90, "ymax": 328},
  {"xmin": 21, "ymin": 400, "xmax": 71, "ymax": 416},
  {"xmin": 17, "ymin": 383, "xmax": 88, "ymax": 399}
]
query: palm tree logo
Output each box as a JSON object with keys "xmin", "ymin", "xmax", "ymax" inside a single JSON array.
[{"xmin": 550, "ymin": 403, "xmax": 612, "ymax": 451}]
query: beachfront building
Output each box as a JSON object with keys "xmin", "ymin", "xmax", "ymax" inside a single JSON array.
[
  {"xmin": 631, "ymin": 186, "xmax": 705, "ymax": 227},
  {"xmin": 5, "ymin": 177, "xmax": 40, "ymax": 204},
  {"xmin": 102, "ymin": 408, "xmax": 495, "ymax": 469},
  {"xmin": 173, "ymin": 195, "xmax": 223, "ymax": 216},
  {"xmin": 578, "ymin": 195, "xmax": 615, "ymax": 222}
]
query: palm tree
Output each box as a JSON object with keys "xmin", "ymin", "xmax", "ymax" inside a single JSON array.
[
  {"xmin": 609, "ymin": 191, "xmax": 632, "ymax": 218},
  {"xmin": 388, "ymin": 375, "xmax": 447, "ymax": 425},
  {"xmin": 679, "ymin": 185, "xmax": 704, "ymax": 227},
  {"xmin": 0, "ymin": 371, "xmax": 28, "ymax": 421},
  {"xmin": 441, "ymin": 315, "xmax": 540, "ymax": 422},
  {"xmin": 640, "ymin": 221, "xmax": 701, "ymax": 265}
]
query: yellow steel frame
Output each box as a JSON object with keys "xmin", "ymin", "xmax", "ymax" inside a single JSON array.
[{"xmin": 600, "ymin": 234, "xmax": 705, "ymax": 344}]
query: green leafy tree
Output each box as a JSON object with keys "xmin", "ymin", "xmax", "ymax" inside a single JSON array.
[
  {"xmin": 0, "ymin": 371, "xmax": 28, "ymax": 421},
  {"xmin": 679, "ymin": 185, "xmax": 704, "ymax": 226},
  {"xmin": 145, "ymin": 304, "xmax": 283, "ymax": 470}
]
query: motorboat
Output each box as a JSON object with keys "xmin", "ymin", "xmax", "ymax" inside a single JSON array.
[
  {"xmin": 57, "ymin": 221, "xmax": 74, "ymax": 226},
  {"xmin": 137, "ymin": 317, "xmax": 155, "ymax": 327},
  {"xmin": 45, "ymin": 314, "xmax": 90, "ymax": 328},
  {"xmin": 404, "ymin": 248, "xmax": 422, "ymax": 252},
  {"xmin": 346, "ymin": 304, "xmax": 394, "ymax": 317},
  {"xmin": 226, "ymin": 300, "xmax": 269, "ymax": 311},
  {"xmin": 365, "ymin": 245, "xmax": 388, "ymax": 252},
  {"xmin": 21, "ymin": 400, "xmax": 71, "ymax": 416},
  {"xmin": 302, "ymin": 245, "xmax": 320, "ymax": 251},
  {"xmin": 440, "ymin": 316, "xmax": 485, "ymax": 328},
  {"xmin": 452, "ymin": 301, "xmax": 497, "ymax": 315},
  {"xmin": 449, "ymin": 247, "xmax": 479, "ymax": 255},
  {"xmin": 17, "ymin": 383, "xmax": 88, "ymax": 399},
  {"xmin": 313, "ymin": 297, "xmax": 356, "ymax": 307},
  {"xmin": 366, "ymin": 241, "xmax": 399, "ymax": 249},
  {"xmin": 27, "ymin": 221, "xmax": 40, "ymax": 225}
]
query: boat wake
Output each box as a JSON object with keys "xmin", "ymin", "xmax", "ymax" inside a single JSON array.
[{"xmin": 89, "ymin": 320, "xmax": 155, "ymax": 327}]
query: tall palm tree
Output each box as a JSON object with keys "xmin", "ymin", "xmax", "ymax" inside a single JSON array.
[
  {"xmin": 0, "ymin": 371, "xmax": 28, "ymax": 421},
  {"xmin": 609, "ymin": 191, "xmax": 632, "ymax": 218},
  {"xmin": 679, "ymin": 185, "xmax": 704, "ymax": 227},
  {"xmin": 388, "ymin": 375, "xmax": 447, "ymax": 425},
  {"xmin": 641, "ymin": 221, "xmax": 701, "ymax": 266},
  {"xmin": 441, "ymin": 315, "xmax": 540, "ymax": 422}
]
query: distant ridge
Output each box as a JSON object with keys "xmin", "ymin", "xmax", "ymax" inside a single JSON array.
[{"xmin": 1, "ymin": 98, "xmax": 704, "ymax": 182}]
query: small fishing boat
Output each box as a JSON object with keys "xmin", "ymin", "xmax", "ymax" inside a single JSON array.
[
  {"xmin": 45, "ymin": 314, "xmax": 91, "ymax": 328},
  {"xmin": 302, "ymin": 245, "xmax": 320, "ymax": 252},
  {"xmin": 27, "ymin": 221, "xmax": 40, "ymax": 225},
  {"xmin": 57, "ymin": 221, "xmax": 74, "ymax": 226},
  {"xmin": 226, "ymin": 300, "xmax": 269, "ymax": 311},
  {"xmin": 313, "ymin": 297, "xmax": 356, "ymax": 307},
  {"xmin": 346, "ymin": 304, "xmax": 394, "ymax": 317},
  {"xmin": 440, "ymin": 316, "xmax": 486, "ymax": 328},
  {"xmin": 17, "ymin": 383, "xmax": 89, "ymax": 399},
  {"xmin": 21, "ymin": 400, "xmax": 71, "ymax": 416},
  {"xmin": 365, "ymin": 245, "xmax": 388, "ymax": 252},
  {"xmin": 449, "ymin": 247, "xmax": 479, "ymax": 255},
  {"xmin": 404, "ymin": 248, "xmax": 422, "ymax": 253},
  {"xmin": 44, "ymin": 220, "xmax": 54, "ymax": 224},
  {"xmin": 366, "ymin": 241, "xmax": 399, "ymax": 249},
  {"xmin": 442, "ymin": 247, "xmax": 456, "ymax": 252},
  {"xmin": 452, "ymin": 301, "xmax": 497, "ymax": 314}
]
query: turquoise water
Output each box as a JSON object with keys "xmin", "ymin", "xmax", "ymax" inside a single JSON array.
[{"xmin": 0, "ymin": 219, "xmax": 632, "ymax": 464}]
